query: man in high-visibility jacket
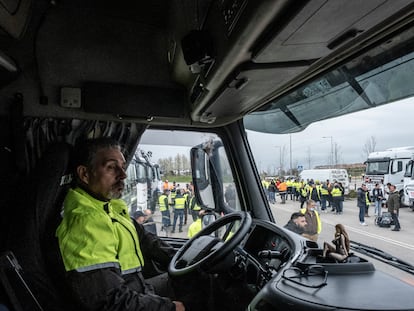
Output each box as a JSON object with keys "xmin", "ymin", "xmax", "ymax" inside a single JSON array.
[
  {"xmin": 56, "ymin": 137, "xmax": 185, "ymax": 311},
  {"xmin": 171, "ymin": 189, "xmax": 186, "ymax": 233},
  {"xmin": 189, "ymin": 195, "xmax": 201, "ymax": 221},
  {"xmin": 159, "ymin": 188, "xmax": 171, "ymax": 230},
  {"xmin": 300, "ymin": 199, "xmax": 322, "ymax": 242},
  {"xmin": 331, "ymin": 183, "xmax": 343, "ymax": 214}
]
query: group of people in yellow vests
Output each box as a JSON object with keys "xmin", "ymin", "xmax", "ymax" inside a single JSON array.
[
  {"xmin": 262, "ymin": 177, "xmax": 345, "ymax": 212},
  {"xmin": 159, "ymin": 180, "xmax": 204, "ymax": 236}
]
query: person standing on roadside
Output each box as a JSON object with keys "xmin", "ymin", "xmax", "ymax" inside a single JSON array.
[
  {"xmin": 268, "ymin": 180, "xmax": 277, "ymax": 204},
  {"xmin": 300, "ymin": 199, "xmax": 321, "ymax": 242},
  {"xmin": 372, "ymin": 183, "xmax": 384, "ymax": 217},
  {"xmin": 357, "ymin": 184, "xmax": 368, "ymax": 226},
  {"xmin": 387, "ymin": 184, "xmax": 401, "ymax": 231}
]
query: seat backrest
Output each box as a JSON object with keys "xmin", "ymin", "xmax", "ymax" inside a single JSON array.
[{"xmin": 5, "ymin": 142, "xmax": 74, "ymax": 311}]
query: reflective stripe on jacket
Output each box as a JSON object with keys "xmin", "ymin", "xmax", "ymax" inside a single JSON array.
[{"xmin": 56, "ymin": 187, "xmax": 144, "ymax": 273}]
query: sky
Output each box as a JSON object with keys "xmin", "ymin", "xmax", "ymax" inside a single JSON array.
[
  {"xmin": 247, "ymin": 97, "xmax": 414, "ymax": 172},
  {"xmin": 140, "ymin": 97, "xmax": 414, "ymax": 173}
]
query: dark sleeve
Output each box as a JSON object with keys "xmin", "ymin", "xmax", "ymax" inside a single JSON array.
[
  {"xmin": 132, "ymin": 219, "xmax": 175, "ymax": 268},
  {"xmin": 66, "ymin": 268, "xmax": 175, "ymax": 311}
]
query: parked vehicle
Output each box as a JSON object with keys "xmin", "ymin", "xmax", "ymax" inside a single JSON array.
[
  {"xmin": 123, "ymin": 151, "xmax": 162, "ymax": 214},
  {"xmin": 365, "ymin": 146, "xmax": 414, "ymax": 203},
  {"xmin": 299, "ymin": 169, "xmax": 350, "ymax": 194},
  {"xmin": 1, "ymin": 1, "xmax": 414, "ymax": 311},
  {"xmin": 403, "ymin": 157, "xmax": 414, "ymax": 210}
]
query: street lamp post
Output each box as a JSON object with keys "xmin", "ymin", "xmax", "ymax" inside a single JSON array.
[
  {"xmin": 275, "ymin": 146, "xmax": 282, "ymax": 175},
  {"xmin": 322, "ymin": 136, "xmax": 334, "ymax": 168}
]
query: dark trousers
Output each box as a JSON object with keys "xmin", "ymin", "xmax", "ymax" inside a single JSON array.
[
  {"xmin": 391, "ymin": 212, "xmax": 401, "ymax": 229},
  {"xmin": 172, "ymin": 209, "xmax": 184, "ymax": 231}
]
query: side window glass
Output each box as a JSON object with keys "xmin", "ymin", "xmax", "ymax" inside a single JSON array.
[
  {"xmin": 392, "ymin": 160, "xmax": 403, "ymax": 173},
  {"xmin": 122, "ymin": 129, "xmax": 242, "ymax": 237},
  {"xmin": 218, "ymin": 147, "xmax": 240, "ymax": 211}
]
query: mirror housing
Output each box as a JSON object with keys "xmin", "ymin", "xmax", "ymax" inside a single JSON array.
[{"xmin": 191, "ymin": 140, "xmax": 235, "ymax": 215}]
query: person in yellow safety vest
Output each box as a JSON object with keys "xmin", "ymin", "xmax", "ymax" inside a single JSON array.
[
  {"xmin": 293, "ymin": 180, "xmax": 301, "ymax": 201},
  {"xmin": 261, "ymin": 178, "xmax": 270, "ymax": 200},
  {"xmin": 320, "ymin": 182, "xmax": 330, "ymax": 212},
  {"xmin": 189, "ymin": 195, "xmax": 201, "ymax": 221},
  {"xmin": 187, "ymin": 209, "xmax": 206, "ymax": 238},
  {"xmin": 171, "ymin": 189, "xmax": 186, "ymax": 233},
  {"xmin": 286, "ymin": 179, "xmax": 294, "ymax": 200},
  {"xmin": 169, "ymin": 185, "xmax": 177, "ymax": 205},
  {"xmin": 159, "ymin": 188, "xmax": 171, "ymax": 230},
  {"xmin": 331, "ymin": 183, "xmax": 343, "ymax": 214},
  {"xmin": 299, "ymin": 181, "xmax": 308, "ymax": 208},
  {"xmin": 56, "ymin": 137, "xmax": 185, "ymax": 311},
  {"xmin": 300, "ymin": 199, "xmax": 322, "ymax": 242}
]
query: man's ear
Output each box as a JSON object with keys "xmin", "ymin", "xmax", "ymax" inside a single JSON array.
[{"xmin": 77, "ymin": 165, "xmax": 89, "ymax": 184}]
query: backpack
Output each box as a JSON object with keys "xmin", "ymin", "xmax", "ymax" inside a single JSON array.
[{"xmin": 375, "ymin": 212, "xmax": 394, "ymax": 227}]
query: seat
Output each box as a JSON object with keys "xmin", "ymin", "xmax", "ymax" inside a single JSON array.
[{"xmin": 4, "ymin": 142, "xmax": 74, "ymax": 311}]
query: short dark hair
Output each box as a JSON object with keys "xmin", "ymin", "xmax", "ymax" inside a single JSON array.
[
  {"xmin": 290, "ymin": 212, "xmax": 305, "ymax": 220},
  {"xmin": 71, "ymin": 137, "xmax": 123, "ymax": 183}
]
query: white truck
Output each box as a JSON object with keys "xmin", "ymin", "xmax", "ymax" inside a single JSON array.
[
  {"xmin": 299, "ymin": 169, "xmax": 350, "ymax": 194},
  {"xmin": 403, "ymin": 157, "xmax": 414, "ymax": 210},
  {"xmin": 365, "ymin": 146, "xmax": 414, "ymax": 204}
]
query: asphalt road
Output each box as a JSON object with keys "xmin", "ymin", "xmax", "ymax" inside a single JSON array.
[
  {"xmin": 152, "ymin": 194, "xmax": 414, "ymax": 284},
  {"xmin": 269, "ymin": 196, "xmax": 414, "ymax": 284}
]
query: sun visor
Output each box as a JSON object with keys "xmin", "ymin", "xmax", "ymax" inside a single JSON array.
[
  {"xmin": 83, "ymin": 82, "xmax": 188, "ymax": 119},
  {"xmin": 0, "ymin": 0, "xmax": 32, "ymax": 39}
]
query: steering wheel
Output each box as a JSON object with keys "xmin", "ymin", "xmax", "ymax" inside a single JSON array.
[{"xmin": 168, "ymin": 211, "xmax": 252, "ymax": 276}]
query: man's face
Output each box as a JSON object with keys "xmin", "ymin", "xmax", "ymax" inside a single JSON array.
[
  {"xmin": 82, "ymin": 147, "xmax": 127, "ymax": 200},
  {"xmin": 294, "ymin": 216, "xmax": 307, "ymax": 228}
]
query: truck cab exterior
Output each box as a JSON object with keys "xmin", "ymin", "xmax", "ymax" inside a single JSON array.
[{"xmin": 365, "ymin": 146, "xmax": 414, "ymax": 202}]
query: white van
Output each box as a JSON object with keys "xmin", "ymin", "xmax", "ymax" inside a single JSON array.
[{"xmin": 299, "ymin": 169, "xmax": 350, "ymax": 194}]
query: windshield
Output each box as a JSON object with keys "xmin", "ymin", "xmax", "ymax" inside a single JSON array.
[
  {"xmin": 244, "ymin": 26, "xmax": 414, "ymax": 134},
  {"xmin": 366, "ymin": 161, "xmax": 390, "ymax": 175},
  {"xmin": 241, "ymin": 25, "xmax": 414, "ymax": 282}
]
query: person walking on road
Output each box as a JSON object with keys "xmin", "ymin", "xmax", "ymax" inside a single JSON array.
[
  {"xmin": 357, "ymin": 184, "xmax": 368, "ymax": 226},
  {"xmin": 387, "ymin": 184, "xmax": 401, "ymax": 231}
]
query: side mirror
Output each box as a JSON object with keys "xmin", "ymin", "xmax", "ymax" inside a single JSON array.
[
  {"xmin": 190, "ymin": 146, "xmax": 215, "ymax": 209},
  {"xmin": 190, "ymin": 139, "xmax": 238, "ymax": 215},
  {"xmin": 201, "ymin": 212, "xmax": 217, "ymax": 228}
]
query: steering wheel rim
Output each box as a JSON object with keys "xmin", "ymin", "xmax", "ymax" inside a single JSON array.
[{"xmin": 168, "ymin": 211, "xmax": 252, "ymax": 276}]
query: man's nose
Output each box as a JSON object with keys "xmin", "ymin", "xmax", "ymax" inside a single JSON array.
[{"xmin": 117, "ymin": 166, "xmax": 127, "ymax": 179}]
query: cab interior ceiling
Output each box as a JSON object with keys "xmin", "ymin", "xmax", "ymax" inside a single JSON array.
[{"xmin": 1, "ymin": 0, "xmax": 414, "ymax": 129}]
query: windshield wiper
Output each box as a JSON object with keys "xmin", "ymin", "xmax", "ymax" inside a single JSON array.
[{"xmin": 350, "ymin": 241, "xmax": 414, "ymax": 275}]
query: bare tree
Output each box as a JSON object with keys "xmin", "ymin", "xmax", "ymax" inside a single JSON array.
[{"xmin": 362, "ymin": 136, "xmax": 377, "ymax": 159}]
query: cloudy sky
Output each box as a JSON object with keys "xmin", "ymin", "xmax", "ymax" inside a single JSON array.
[
  {"xmin": 140, "ymin": 97, "xmax": 414, "ymax": 173},
  {"xmin": 247, "ymin": 97, "xmax": 414, "ymax": 172}
]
